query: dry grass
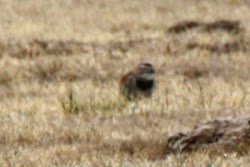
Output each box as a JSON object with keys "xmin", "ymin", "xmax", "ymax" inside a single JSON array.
[{"xmin": 0, "ymin": 0, "xmax": 249, "ymax": 166}]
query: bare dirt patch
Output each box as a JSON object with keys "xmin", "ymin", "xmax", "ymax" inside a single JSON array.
[
  {"xmin": 0, "ymin": 39, "xmax": 93, "ymax": 58},
  {"xmin": 167, "ymin": 20, "xmax": 243, "ymax": 34},
  {"xmin": 186, "ymin": 40, "xmax": 248, "ymax": 53}
]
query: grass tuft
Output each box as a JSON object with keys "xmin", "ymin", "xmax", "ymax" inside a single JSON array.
[{"xmin": 61, "ymin": 88, "xmax": 81, "ymax": 114}]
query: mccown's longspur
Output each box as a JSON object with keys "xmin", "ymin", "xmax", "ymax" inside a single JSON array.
[{"xmin": 120, "ymin": 63, "xmax": 156, "ymax": 100}]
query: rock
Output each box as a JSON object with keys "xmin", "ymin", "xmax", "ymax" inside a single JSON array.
[{"xmin": 166, "ymin": 116, "xmax": 250, "ymax": 154}]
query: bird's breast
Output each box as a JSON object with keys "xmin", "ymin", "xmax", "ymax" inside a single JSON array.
[{"xmin": 136, "ymin": 78, "xmax": 154, "ymax": 91}]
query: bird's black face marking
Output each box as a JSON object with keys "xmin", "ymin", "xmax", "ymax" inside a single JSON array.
[
  {"xmin": 136, "ymin": 78, "xmax": 154, "ymax": 91},
  {"xmin": 142, "ymin": 63, "xmax": 153, "ymax": 68}
]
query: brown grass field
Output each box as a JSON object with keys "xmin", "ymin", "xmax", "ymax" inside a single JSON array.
[{"xmin": 0, "ymin": 0, "xmax": 249, "ymax": 166}]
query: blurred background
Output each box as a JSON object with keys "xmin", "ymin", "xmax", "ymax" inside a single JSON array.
[{"xmin": 0, "ymin": 0, "xmax": 249, "ymax": 166}]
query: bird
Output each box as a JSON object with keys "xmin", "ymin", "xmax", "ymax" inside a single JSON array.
[{"xmin": 120, "ymin": 63, "xmax": 156, "ymax": 100}]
